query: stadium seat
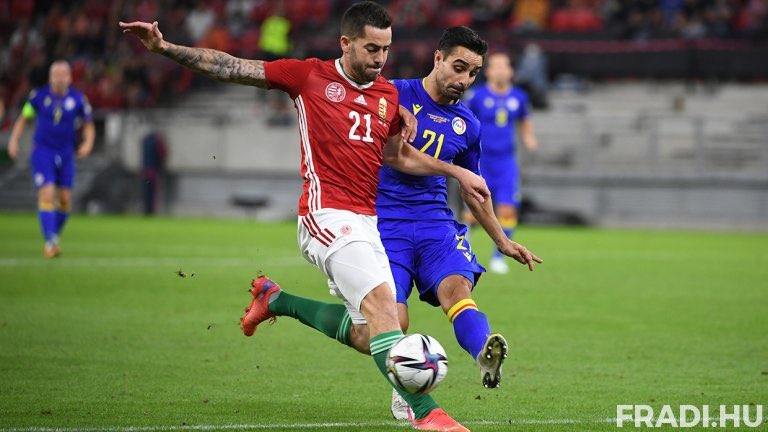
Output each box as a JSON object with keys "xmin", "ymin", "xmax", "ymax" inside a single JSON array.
[
  {"xmin": 439, "ymin": 9, "xmax": 474, "ymax": 28},
  {"xmin": 10, "ymin": 0, "xmax": 32, "ymax": 20},
  {"xmin": 550, "ymin": 7, "xmax": 603, "ymax": 32},
  {"xmin": 237, "ymin": 27, "xmax": 261, "ymax": 58}
]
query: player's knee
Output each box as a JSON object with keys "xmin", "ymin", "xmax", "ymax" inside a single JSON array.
[
  {"xmin": 37, "ymin": 186, "xmax": 55, "ymax": 205},
  {"xmin": 58, "ymin": 195, "xmax": 72, "ymax": 212},
  {"xmin": 360, "ymin": 283, "xmax": 399, "ymax": 327},
  {"xmin": 497, "ymin": 205, "xmax": 518, "ymax": 229},
  {"xmin": 363, "ymin": 283, "xmax": 396, "ymax": 307},
  {"xmin": 497, "ymin": 204, "xmax": 517, "ymax": 220},
  {"xmin": 37, "ymin": 194, "xmax": 55, "ymax": 211},
  {"xmin": 437, "ymin": 275, "xmax": 473, "ymax": 314}
]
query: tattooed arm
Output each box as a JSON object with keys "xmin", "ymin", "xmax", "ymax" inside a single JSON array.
[
  {"xmin": 119, "ymin": 21, "xmax": 267, "ymax": 88},
  {"xmin": 161, "ymin": 43, "xmax": 266, "ymax": 87}
]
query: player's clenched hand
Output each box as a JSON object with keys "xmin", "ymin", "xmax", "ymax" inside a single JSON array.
[
  {"xmin": 119, "ymin": 21, "xmax": 167, "ymax": 53},
  {"xmin": 398, "ymin": 105, "xmax": 417, "ymax": 144},
  {"xmin": 455, "ymin": 169, "xmax": 489, "ymax": 204},
  {"xmin": 497, "ymin": 240, "xmax": 543, "ymax": 271}
]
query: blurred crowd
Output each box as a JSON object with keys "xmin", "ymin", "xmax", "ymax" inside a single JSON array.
[
  {"xmin": 1, "ymin": 0, "xmax": 766, "ymax": 122},
  {"xmin": 389, "ymin": 0, "xmax": 768, "ymax": 38}
]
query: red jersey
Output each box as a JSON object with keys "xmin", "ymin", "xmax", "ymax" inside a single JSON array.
[{"xmin": 264, "ymin": 58, "xmax": 401, "ymax": 216}]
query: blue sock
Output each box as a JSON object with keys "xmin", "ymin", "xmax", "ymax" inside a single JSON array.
[
  {"xmin": 38, "ymin": 206, "xmax": 56, "ymax": 244},
  {"xmin": 448, "ymin": 299, "xmax": 491, "ymax": 360},
  {"xmin": 55, "ymin": 209, "xmax": 69, "ymax": 236}
]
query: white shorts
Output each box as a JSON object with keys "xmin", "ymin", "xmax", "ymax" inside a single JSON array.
[{"xmin": 297, "ymin": 209, "xmax": 396, "ymax": 324}]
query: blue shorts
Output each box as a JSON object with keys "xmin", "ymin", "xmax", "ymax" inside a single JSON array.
[
  {"xmin": 378, "ymin": 219, "xmax": 485, "ymax": 307},
  {"xmin": 30, "ymin": 147, "xmax": 75, "ymax": 189},
  {"xmin": 480, "ymin": 155, "xmax": 520, "ymax": 207}
]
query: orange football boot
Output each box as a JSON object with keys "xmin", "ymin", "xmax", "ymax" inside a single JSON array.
[
  {"xmin": 413, "ymin": 408, "xmax": 470, "ymax": 431},
  {"xmin": 240, "ymin": 276, "xmax": 281, "ymax": 336}
]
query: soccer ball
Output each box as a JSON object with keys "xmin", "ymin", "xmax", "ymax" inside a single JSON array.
[{"xmin": 386, "ymin": 334, "xmax": 448, "ymax": 394}]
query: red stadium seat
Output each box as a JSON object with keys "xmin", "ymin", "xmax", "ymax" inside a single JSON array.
[
  {"xmin": 84, "ymin": 0, "xmax": 110, "ymax": 19},
  {"xmin": 440, "ymin": 9, "xmax": 474, "ymax": 28},
  {"xmin": 286, "ymin": 0, "xmax": 313, "ymax": 27},
  {"xmin": 237, "ymin": 27, "xmax": 261, "ymax": 58},
  {"xmin": 0, "ymin": 0, "xmax": 11, "ymax": 23},
  {"xmin": 310, "ymin": 0, "xmax": 331, "ymax": 23},
  {"xmin": 550, "ymin": 7, "xmax": 602, "ymax": 32},
  {"xmin": 10, "ymin": 0, "xmax": 32, "ymax": 20},
  {"xmin": 71, "ymin": 61, "xmax": 88, "ymax": 85}
]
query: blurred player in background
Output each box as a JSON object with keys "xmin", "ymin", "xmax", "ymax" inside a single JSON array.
[
  {"xmin": 7, "ymin": 60, "xmax": 94, "ymax": 258},
  {"xmin": 121, "ymin": 2, "xmax": 493, "ymax": 430},
  {"xmin": 464, "ymin": 53, "xmax": 539, "ymax": 274},
  {"xmin": 379, "ymin": 27, "xmax": 542, "ymax": 419}
]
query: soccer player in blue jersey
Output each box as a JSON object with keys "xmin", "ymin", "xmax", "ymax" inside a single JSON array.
[
  {"xmin": 378, "ymin": 27, "xmax": 542, "ymax": 418},
  {"xmin": 463, "ymin": 52, "xmax": 539, "ymax": 274},
  {"xmin": 8, "ymin": 60, "xmax": 94, "ymax": 257}
]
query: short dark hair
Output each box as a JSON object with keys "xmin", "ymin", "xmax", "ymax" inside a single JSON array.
[
  {"xmin": 437, "ymin": 26, "xmax": 488, "ymax": 58},
  {"xmin": 341, "ymin": 1, "xmax": 393, "ymax": 39}
]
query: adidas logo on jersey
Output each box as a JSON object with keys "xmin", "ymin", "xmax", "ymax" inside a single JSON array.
[{"xmin": 354, "ymin": 95, "xmax": 367, "ymax": 106}]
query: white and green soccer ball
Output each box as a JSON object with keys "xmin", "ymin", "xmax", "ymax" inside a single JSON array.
[{"xmin": 386, "ymin": 334, "xmax": 448, "ymax": 394}]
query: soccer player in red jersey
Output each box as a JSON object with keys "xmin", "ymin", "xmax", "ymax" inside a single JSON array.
[{"xmin": 120, "ymin": 2, "xmax": 522, "ymax": 430}]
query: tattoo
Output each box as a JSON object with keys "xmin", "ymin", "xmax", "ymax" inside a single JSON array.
[{"xmin": 162, "ymin": 44, "xmax": 267, "ymax": 88}]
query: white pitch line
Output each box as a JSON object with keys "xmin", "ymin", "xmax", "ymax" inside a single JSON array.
[
  {"xmin": 0, "ymin": 257, "xmax": 306, "ymax": 268},
  {"xmin": 0, "ymin": 419, "xmax": 616, "ymax": 432}
]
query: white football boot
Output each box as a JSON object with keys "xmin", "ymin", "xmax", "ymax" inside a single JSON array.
[
  {"xmin": 391, "ymin": 388, "xmax": 413, "ymax": 420},
  {"xmin": 477, "ymin": 333, "xmax": 508, "ymax": 388},
  {"xmin": 488, "ymin": 257, "xmax": 509, "ymax": 274}
]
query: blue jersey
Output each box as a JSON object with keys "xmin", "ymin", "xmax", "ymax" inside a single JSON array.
[
  {"xmin": 376, "ymin": 79, "xmax": 482, "ymax": 222},
  {"xmin": 464, "ymin": 84, "xmax": 529, "ymax": 157},
  {"xmin": 23, "ymin": 85, "xmax": 93, "ymax": 154}
]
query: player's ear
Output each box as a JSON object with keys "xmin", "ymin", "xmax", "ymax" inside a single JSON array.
[
  {"xmin": 340, "ymin": 35, "xmax": 352, "ymax": 54},
  {"xmin": 433, "ymin": 50, "xmax": 442, "ymax": 69}
]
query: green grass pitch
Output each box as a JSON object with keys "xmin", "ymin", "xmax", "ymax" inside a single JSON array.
[{"xmin": 0, "ymin": 213, "xmax": 766, "ymax": 431}]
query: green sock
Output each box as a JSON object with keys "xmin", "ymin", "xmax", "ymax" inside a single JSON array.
[
  {"xmin": 370, "ymin": 330, "xmax": 439, "ymax": 420},
  {"xmin": 267, "ymin": 291, "xmax": 352, "ymax": 346}
]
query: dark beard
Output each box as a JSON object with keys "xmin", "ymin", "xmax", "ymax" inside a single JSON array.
[{"xmin": 356, "ymin": 64, "xmax": 377, "ymax": 82}]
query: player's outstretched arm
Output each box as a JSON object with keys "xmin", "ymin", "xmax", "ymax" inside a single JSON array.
[
  {"xmin": 119, "ymin": 21, "xmax": 267, "ymax": 88},
  {"xmin": 461, "ymin": 187, "xmax": 543, "ymax": 271},
  {"xmin": 383, "ymin": 135, "xmax": 489, "ymax": 203}
]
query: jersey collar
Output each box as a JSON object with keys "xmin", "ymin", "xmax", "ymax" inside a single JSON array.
[{"xmin": 335, "ymin": 59, "xmax": 375, "ymax": 90}]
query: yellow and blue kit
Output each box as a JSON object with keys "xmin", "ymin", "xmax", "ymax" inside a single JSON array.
[
  {"xmin": 24, "ymin": 85, "xmax": 92, "ymax": 189},
  {"xmin": 464, "ymin": 84, "xmax": 530, "ymax": 207},
  {"xmin": 376, "ymin": 78, "xmax": 486, "ymax": 307}
]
